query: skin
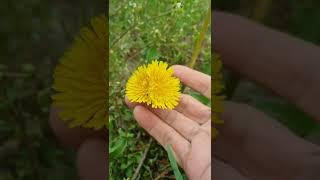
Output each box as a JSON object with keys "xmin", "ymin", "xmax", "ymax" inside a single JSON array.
[
  {"xmin": 125, "ymin": 65, "xmax": 212, "ymax": 180},
  {"xmin": 213, "ymin": 12, "xmax": 320, "ymax": 179},
  {"xmin": 49, "ymin": 107, "xmax": 108, "ymax": 180}
]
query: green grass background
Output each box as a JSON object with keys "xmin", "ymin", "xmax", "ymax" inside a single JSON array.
[{"xmin": 109, "ymin": 0, "xmax": 211, "ymax": 179}]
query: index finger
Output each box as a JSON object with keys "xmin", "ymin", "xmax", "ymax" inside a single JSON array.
[{"xmin": 172, "ymin": 65, "xmax": 211, "ymax": 99}]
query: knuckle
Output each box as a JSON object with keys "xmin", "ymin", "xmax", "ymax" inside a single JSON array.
[
  {"xmin": 188, "ymin": 125, "xmax": 200, "ymax": 139},
  {"xmin": 162, "ymin": 129, "xmax": 175, "ymax": 146},
  {"xmin": 166, "ymin": 111, "xmax": 178, "ymax": 125},
  {"xmin": 200, "ymin": 83, "xmax": 211, "ymax": 98},
  {"xmin": 199, "ymin": 108, "xmax": 211, "ymax": 123},
  {"xmin": 176, "ymin": 94, "xmax": 189, "ymax": 113},
  {"xmin": 162, "ymin": 110, "xmax": 171, "ymax": 120},
  {"xmin": 180, "ymin": 95, "xmax": 190, "ymax": 111}
]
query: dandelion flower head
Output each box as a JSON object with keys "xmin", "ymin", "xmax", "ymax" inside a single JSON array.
[
  {"xmin": 126, "ymin": 60, "xmax": 180, "ymax": 109},
  {"xmin": 52, "ymin": 15, "xmax": 107, "ymax": 130}
]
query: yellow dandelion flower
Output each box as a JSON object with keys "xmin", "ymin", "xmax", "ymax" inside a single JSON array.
[
  {"xmin": 52, "ymin": 15, "xmax": 108, "ymax": 130},
  {"xmin": 126, "ymin": 60, "xmax": 180, "ymax": 109}
]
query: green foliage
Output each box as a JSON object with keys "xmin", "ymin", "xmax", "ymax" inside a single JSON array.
[
  {"xmin": 109, "ymin": 0, "xmax": 210, "ymax": 178},
  {"xmin": 144, "ymin": 47, "xmax": 161, "ymax": 63}
]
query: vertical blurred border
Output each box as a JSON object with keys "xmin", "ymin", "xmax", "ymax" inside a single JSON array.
[{"xmin": 0, "ymin": 0, "xmax": 106, "ymax": 179}]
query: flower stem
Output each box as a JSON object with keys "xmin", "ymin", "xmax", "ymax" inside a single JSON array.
[
  {"xmin": 182, "ymin": 3, "xmax": 211, "ymax": 92},
  {"xmin": 188, "ymin": 3, "xmax": 211, "ymax": 68}
]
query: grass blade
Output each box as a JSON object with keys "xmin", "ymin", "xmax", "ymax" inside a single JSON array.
[{"xmin": 166, "ymin": 144, "xmax": 184, "ymax": 180}]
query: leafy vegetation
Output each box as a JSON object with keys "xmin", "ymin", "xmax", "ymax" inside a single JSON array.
[{"xmin": 109, "ymin": 0, "xmax": 210, "ymax": 179}]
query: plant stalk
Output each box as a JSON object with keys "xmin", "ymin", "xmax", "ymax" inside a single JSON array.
[{"xmin": 188, "ymin": 3, "xmax": 211, "ymax": 68}]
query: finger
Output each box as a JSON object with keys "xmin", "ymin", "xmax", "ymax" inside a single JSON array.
[
  {"xmin": 125, "ymin": 96, "xmax": 141, "ymax": 109},
  {"xmin": 50, "ymin": 106, "xmax": 107, "ymax": 147},
  {"xmin": 214, "ymin": 101, "xmax": 320, "ymax": 179},
  {"xmin": 126, "ymin": 94, "xmax": 211, "ymax": 124},
  {"xmin": 133, "ymin": 106, "xmax": 190, "ymax": 166},
  {"xmin": 175, "ymin": 94, "xmax": 211, "ymax": 124},
  {"xmin": 213, "ymin": 11, "xmax": 320, "ymax": 120},
  {"xmin": 152, "ymin": 109, "xmax": 201, "ymax": 141},
  {"xmin": 213, "ymin": 158, "xmax": 251, "ymax": 180},
  {"xmin": 172, "ymin": 65, "xmax": 211, "ymax": 99},
  {"xmin": 185, "ymin": 129, "xmax": 211, "ymax": 180},
  {"xmin": 127, "ymin": 95, "xmax": 211, "ymax": 140},
  {"xmin": 77, "ymin": 138, "xmax": 107, "ymax": 180},
  {"xmin": 202, "ymin": 119, "xmax": 211, "ymax": 135}
]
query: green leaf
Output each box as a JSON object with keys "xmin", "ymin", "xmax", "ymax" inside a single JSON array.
[
  {"xmin": 109, "ymin": 138, "xmax": 127, "ymax": 159},
  {"xmin": 201, "ymin": 59, "xmax": 211, "ymax": 75},
  {"xmin": 189, "ymin": 91, "xmax": 210, "ymax": 106},
  {"xmin": 166, "ymin": 144, "xmax": 184, "ymax": 180},
  {"xmin": 145, "ymin": 47, "xmax": 160, "ymax": 63}
]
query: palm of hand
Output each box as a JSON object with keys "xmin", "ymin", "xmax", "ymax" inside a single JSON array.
[{"xmin": 127, "ymin": 65, "xmax": 212, "ymax": 180}]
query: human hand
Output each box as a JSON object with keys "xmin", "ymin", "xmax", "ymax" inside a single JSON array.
[
  {"xmin": 213, "ymin": 12, "xmax": 320, "ymax": 179},
  {"xmin": 126, "ymin": 65, "xmax": 212, "ymax": 180},
  {"xmin": 49, "ymin": 107, "xmax": 108, "ymax": 180}
]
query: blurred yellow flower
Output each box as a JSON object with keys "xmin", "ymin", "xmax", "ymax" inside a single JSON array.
[
  {"xmin": 52, "ymin": 15, "xmax": 108, "ymax": 130},
  {"xmin": 126, "ymin": 60, "xmax": 180, "ymax": 109}
]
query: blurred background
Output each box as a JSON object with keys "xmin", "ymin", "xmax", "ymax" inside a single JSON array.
[
  {"xmin": 109, "ymin": 0, "xmax": 210, "ymax": 179},
  {"xmin": 0, "ymin": 0, "xmax": 105, "ymax": 179},
  {"xmin": 214, "ymin": 0, "xmax": 320, "ymax": 140}
]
